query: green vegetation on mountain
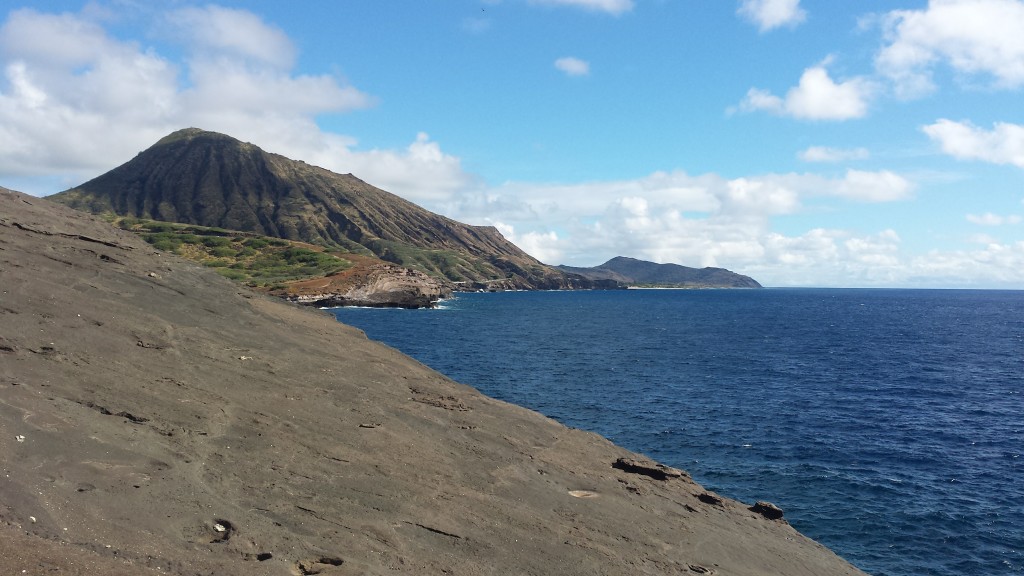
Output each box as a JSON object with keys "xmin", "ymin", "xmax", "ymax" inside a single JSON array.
[{"xmin": 115, "ymin": 217, "xmax": 353, "ymax": 288}]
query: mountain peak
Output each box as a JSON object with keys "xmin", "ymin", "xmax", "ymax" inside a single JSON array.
[
  {"xmin": 154, "ymin": 127, "xmax": 219, "ymax": 146},
  {"xmin": 50, "ymin": 129, "xmax": 595, "ymax": 290}
]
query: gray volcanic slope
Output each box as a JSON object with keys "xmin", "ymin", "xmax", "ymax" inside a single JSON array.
[
  {"xmin": 0, "ymin": 188, "xmax": 866, "ymax": 575},
  {"xmin": 51, "ymin": 128, "xmax": 582, "ymax": 290}
]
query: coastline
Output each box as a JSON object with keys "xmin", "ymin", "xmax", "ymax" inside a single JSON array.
[{"xmin": 0, "ymin": 189, "xmax": 866, "ymax": 575}]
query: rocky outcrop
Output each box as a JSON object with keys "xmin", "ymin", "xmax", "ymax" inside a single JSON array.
[
  {"xmin": 284, "ymin": 263, "xmax": 452, "ymax": 309},
  {"xmin": 612, "ymin": 457, "xmax": 690, "ymax": 481},
  {"xmin": 751, "ymin": 501, "xmax": 786, "ymax": 521}
]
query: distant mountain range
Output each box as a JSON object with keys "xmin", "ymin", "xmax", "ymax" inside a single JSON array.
[
  {"xmin": 51, "ymin": 128, "xmax": 760, "ymax": 294},
  {"xmin": 558, "ymin": 256, "xmax": 761, "ymax": 288}
]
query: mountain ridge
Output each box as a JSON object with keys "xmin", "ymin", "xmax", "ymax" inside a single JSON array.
[
  {"xmin": 558, "ymin": 256, "xmax": 762, "ymax": 288},
  {"xmin": 51, "ymin": 128, "xmax": 596, "ymax": 291}
]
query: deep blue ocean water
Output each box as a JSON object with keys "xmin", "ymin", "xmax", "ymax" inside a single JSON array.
[{"xmin": 329, "ymin": 288, "xmax": 1024, "ymax": 576}]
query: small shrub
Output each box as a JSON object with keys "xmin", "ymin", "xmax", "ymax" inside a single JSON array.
[
  {"xmin": 217, "ymin": 269, "xmax": 247, "ymax": 281},
  {"xmin": 150, "ymin": 239, "xmax": 179, "ymax": 252},
  {"xmin": 202, "ymin": 236, "xmax": 232, "ymax": 248}
]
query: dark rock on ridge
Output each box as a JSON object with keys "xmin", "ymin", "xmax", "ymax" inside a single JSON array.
[
  {"xmin": 751, "ymin": 501, "xmax": 786, "ymax": 521},
  {"xmin": 612, "ymin": 457, "xmax": 689, "ymax": 481},
  {"xmin": 0, "ymin": 187, "xmax": 865, "ymax": 575},
  {"xmin": 558, "ymin": 256, "xmax": 761, "ymax": 288}
]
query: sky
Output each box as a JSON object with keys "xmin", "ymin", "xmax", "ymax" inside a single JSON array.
[{"xmin": 1, "ymin": 0, "xmax": 1023, "ymax": 288}]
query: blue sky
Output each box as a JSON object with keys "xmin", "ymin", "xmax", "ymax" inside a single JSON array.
[{"xmin": 2, "ymin": 0, "xmax": 1023, "ymax": 287}]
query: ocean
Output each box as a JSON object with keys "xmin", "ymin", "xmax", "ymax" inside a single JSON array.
[{"xmin": 329, "ymin": 288, "xmax": 1024, "ymax": 576}]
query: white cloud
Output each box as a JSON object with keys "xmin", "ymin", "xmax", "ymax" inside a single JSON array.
[
  {"xmin": 737, "ymin": 0, "xmax": 807, "ymax": 32},
  {"xmin": 527, "ymin": 0, "xmax": 634, "ymax": 15},
  {"xmin": 164, "ymin": 6, "xmax": 296, "ymax": 70},
  {"xmin": 0, "ymin": 7, "xmax": 379, "ymax": 190},
  {"xmin": 738, "ymin": 61, "xmax": 876, "ymax": 120},
  {"xmin": 845, "ymin": 229, "xmax": 901, "ymax": 267},
  {"xmin": 905, "ymin": 241, "xmax": 1024, "ymax": 287},
  {"xmin": 877, "ymin": 0, "xmax": 1024, "ymax": 97},
  {"xmin": 832, "ymin": 169, "xmax": 915, "ymax": 202},
  {"xmin": 446, "ymin": 169, "xmax": 915, "ymax": 284},
  {"xmin": 333, "ymin": 133, "xmax": 479, "ymax": 204},
  {"xmin": 798, "ymin": 146, "xmax": 870, "ymax": 163},
  {"xmin": 496, "ymin": 223, "xmax": 563, "ymax": 263},
  {"xmin": 554, "ymin": 57, "xmax": 590, "ymax": 77},
  {"xmin": 0, "ymin": 7, "xmax": 475, "ymax": 202},
  {"xmin": 0, "ymin": 9, "xmax": 180, "ymax": 182},
  {"xmin": 966, "ymin": 212, "xmax": 1023, "ymax": 226},
  {"xmin": 968, "ymin": 232, "xmax": 999, "ymax": 244},
  {"xmin": 923, "ymin": 119, "xmax": 1024, "ymax": 167}
]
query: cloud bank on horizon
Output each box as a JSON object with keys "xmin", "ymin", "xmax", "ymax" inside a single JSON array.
[{"xmin": 1, "ymin": 0, "xmax": 1023, "ymax": 288}]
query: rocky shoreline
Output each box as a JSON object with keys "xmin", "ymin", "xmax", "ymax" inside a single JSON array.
[
  {"xmin": 280, "ymin": 260, "xmax": 625, "ymax": 309},
  {"xmin": 283, "ymin": 262, "xmax": 453, "ymax": 309}
]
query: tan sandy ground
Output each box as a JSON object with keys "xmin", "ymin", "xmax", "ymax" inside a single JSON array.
[{"xmin": 0, "ymin": 188, "xmax": 868, "ymax": 576}]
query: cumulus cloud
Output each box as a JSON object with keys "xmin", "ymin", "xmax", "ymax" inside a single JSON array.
[
  {"xmin": 845, "ymin": 229, "xmax": 902, "ymax": 267},
  {"xmin": 966, "ymin": 212, "xmax": 1023, "ymax": 226},
  {"xmin": 0, "ymin": 6, "xmax": 388, "ymax": 191},
  {"xmin": 494, "ymin": 223, "xmax": 563, "ymax": 263},
  {"xmin": 164, "ymin": 5, "xmax": 297, "ymax": 70},
  {"xmin": 904, "ymin": 241, "xmax": 1024, "ymax": 287},
  {"xmin": 922, "ymin": 119, "xmax": 1024, "ymax": 167},
  {"xmin": 737, "ymin": 0, "xmax": 807, "ymax": 32},
  {"xmin": 0, "ymin": 13, "xmax": 183, "ymax": 188},
  {"xmin": 554, "ymin": 56, "xmax": 590, "ymax": 77},
  {"xmin": 738, "ymin": 61, "xmax": 876, "ymax": 120},
  {"xmin": 335, "ymin": 133, "xmax": 480, "ymax": 204},
  {"xmin": 444, "ymin": 169, "xmax": 915, "ymax": 285},
  {"xmin": 798, "ymin": 146, "xmax": 870, "ymax": 163},
  {"xmin": 528, "ymin": 0, "xmax": 634, "ymax": 15},
  {"xmin": 831, "ymin": 169, "xmax": 915, "ymax": 202},
  {"xmin": 876, "ymin": 0, "xmax": 1024, "ymax": 97}
]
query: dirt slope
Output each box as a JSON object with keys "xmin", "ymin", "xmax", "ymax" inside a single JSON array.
[{"xmin": 0, "ymin": 188, "xmax": 865, "ymax": 575}]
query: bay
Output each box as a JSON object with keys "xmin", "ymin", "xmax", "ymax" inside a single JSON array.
[{"xmin": 329, "ymin": 288, "xmax": 1024, "ymax": 576}]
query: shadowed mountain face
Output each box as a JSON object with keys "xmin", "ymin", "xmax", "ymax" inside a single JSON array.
[
  {"xmin": 51, "ymin": 128, "xmax": 584, "ymax": 289},
  {"xmin": 558, "ymin": 256, "xmax": 762, "ymax": 288}
]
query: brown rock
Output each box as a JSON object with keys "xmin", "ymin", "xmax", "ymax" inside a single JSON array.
[
  {"xmin": 612, "ymin": 457, "xmax": 689, "ymax": 481},
  {"xmin": 751, "ymin": 501, "xmax": 786, "ymax": 521},
  {"xmin": 286, "ymin": 262, "xmax": 452, "ymax": 308}
]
